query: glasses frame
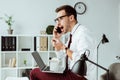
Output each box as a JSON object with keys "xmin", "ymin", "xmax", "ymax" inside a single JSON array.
[{"xmin": 54, "ymin": 14, "xmax": 69, "ymax": 22}]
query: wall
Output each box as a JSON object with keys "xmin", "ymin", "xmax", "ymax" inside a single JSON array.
[
  {"xmin": 0, "ymin": 0, "xmax": 72, "ymax": 35},
  {"xmin": 119, "ymin": 2, "xmax": 120, "ymax": 39},
  {"xmin": 0, "ymin": 0, "xmax": 120, "ymax": 80}
]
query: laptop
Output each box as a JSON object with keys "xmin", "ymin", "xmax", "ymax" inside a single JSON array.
[{"xmin": 31, "ymin": 51, "xmax": 64, "ymax": 73}]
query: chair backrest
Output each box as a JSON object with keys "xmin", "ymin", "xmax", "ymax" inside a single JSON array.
[
  {"xmin": 5, "ymin": 77, "xmax": 29, "ymax": 80},
  {"xmin": 109, "ymin": 63, "xmax": 120, "ymax": 80}
]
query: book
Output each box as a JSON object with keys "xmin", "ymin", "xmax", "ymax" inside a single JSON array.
[
  {"xmin": 1, "ymin": 36, "xmax": 16, "ymax": 51},
  {"xmin": 34, "ymin": 37, "xmax": 36, "ymax": 51},
  {"xmin": 40, "ymin": 36, "xmax": 48, "ymax": 51}
]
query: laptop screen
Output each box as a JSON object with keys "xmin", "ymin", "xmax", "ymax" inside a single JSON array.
[{"xmin": 32, "ymin": 51, "xmax": 46, "ymax": 70}]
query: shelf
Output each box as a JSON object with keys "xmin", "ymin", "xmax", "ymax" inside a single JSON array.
[
  {"xmin": 1, "ymin": 67, "xmax": 17, "ymax": 70},
  {"xmin": 0, "ymin": 34, "xmax": 65, "ymax": 80}
]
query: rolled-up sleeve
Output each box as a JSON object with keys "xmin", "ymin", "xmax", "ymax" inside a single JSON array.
[{"xmin": 55, "ymin": 50, "xmax": 66, "ymax": 59}]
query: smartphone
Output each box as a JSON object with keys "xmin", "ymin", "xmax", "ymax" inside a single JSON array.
[{"xmin": 56, "ymin": 27, "xmax": 62, "ymax": 33}]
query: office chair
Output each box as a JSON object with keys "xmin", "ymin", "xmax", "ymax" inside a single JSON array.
[{"xmin": 100, "ymin": 62, "xmax": 120, "ymax": 80}]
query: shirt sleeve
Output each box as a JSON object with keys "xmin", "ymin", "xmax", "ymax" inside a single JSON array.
[
  {"xmin": 55, "ymin": 50, "xmax": 66, "ymax": 70},
  {"xmin": 55, "ymin": 50, "xmax": 66, "ymax": 59}
]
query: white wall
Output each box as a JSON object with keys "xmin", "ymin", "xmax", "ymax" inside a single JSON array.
[
  {"xmin": 119, "ymin": 1, "xmax": 120, "ymax": 39},
  {"xmin": 0, "ymin": 0, "xmax": 120, "ymax": 80},
  {"xmin": 0, "ymin": 0, "xmax": 71, "ymax": 35}
]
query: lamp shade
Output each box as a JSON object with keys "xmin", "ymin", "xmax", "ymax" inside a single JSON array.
[
  {"xmin": 102, "ymin": 34, "xmax": 109, "ymax": 44},
  {"xmin": 71, "ymin": 54, "xmax": 87, "ymax": 76}
]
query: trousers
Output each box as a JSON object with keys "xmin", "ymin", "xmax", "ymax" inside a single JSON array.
[{"xmin": 30, "ymin": 68, "xmax": 87, "ymax": 80}]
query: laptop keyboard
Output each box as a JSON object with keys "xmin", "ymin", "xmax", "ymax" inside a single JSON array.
[{"xmin": 44, "ymin": 66, "xmax": 50, "ymax": 71}]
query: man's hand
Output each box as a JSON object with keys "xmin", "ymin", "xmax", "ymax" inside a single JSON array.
[{"xmin": 51, "ymin": 38, "xmax": 64, "ymax": 51}]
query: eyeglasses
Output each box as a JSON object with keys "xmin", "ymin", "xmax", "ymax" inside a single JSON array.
[{"xmin": 54, "ymin": 15, "xmax": 69, "ymax": 22}]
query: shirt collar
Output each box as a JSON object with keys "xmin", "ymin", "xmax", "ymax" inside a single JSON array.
[{"xmin": 71, "ymin": 23, "xmax": 80, "ymax": 35}]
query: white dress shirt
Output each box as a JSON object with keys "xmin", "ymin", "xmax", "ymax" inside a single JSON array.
[{"xmin": 56, "ymin": 23, "xmax": 97, "ymax": 80}]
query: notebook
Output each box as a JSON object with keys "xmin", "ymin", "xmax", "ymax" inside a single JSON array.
[{"xmin": 31, "ymin": 51, "xmax": 64, "ymax": 73}]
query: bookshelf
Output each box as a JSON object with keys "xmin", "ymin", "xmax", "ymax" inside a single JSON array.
[{"xmin": 0, "ymin": 34, "xmax": 65, "ymax": 80}]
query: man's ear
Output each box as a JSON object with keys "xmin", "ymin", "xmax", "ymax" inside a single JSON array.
[{"xmin": 69, "ymin": 15, "xmax": 74, "ymax": 21}]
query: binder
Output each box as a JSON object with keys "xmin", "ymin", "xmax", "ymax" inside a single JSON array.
[
  {"xmin": 1, "ymin": 36, "xmax": 16, "ymax": 51},
  {"xmin": 40, "ymin": 36, "xmax": 48, "ymax": 51}
]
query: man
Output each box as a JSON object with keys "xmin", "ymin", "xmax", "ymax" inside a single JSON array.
[{"xmin": 30, "ymin": 5, "xmax": 96, "ymax": 80}]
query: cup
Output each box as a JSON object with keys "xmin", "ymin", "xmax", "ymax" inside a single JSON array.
[{"xmin": 49, "ymin": 58, "xmax": 61, "ymax": 72}]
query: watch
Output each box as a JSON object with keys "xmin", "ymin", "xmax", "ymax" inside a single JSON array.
[
  {"xmin": 65, "ymin": 47, "xmax": 68, "ymax": 53},
  {"xmin": 74, "ymin": 2, "xmax": 87, "ymax": 15},
  {"xmin": 63, "ymin": 47, "xmax": 68, "ymax": 53}
]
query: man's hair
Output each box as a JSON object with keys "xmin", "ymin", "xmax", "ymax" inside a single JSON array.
[{"xmin": 55, "ymin": 5, "xmax": 77, "ymax": 20}]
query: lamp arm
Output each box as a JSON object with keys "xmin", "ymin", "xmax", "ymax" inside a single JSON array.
[
  {"xmin": 96, "ymin": 40, "xmax": 102, "ymax": 80},
  {"xmin": 86, "ymin": 59, "xmax": 108, "ymax": 71},
  {"xmin": 85, "ymin": 57, "xmax": 109, "ymax": 80},
  {"xmin": 97, "ymin": 40, "xmax": 102, "ymax": 49}
]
